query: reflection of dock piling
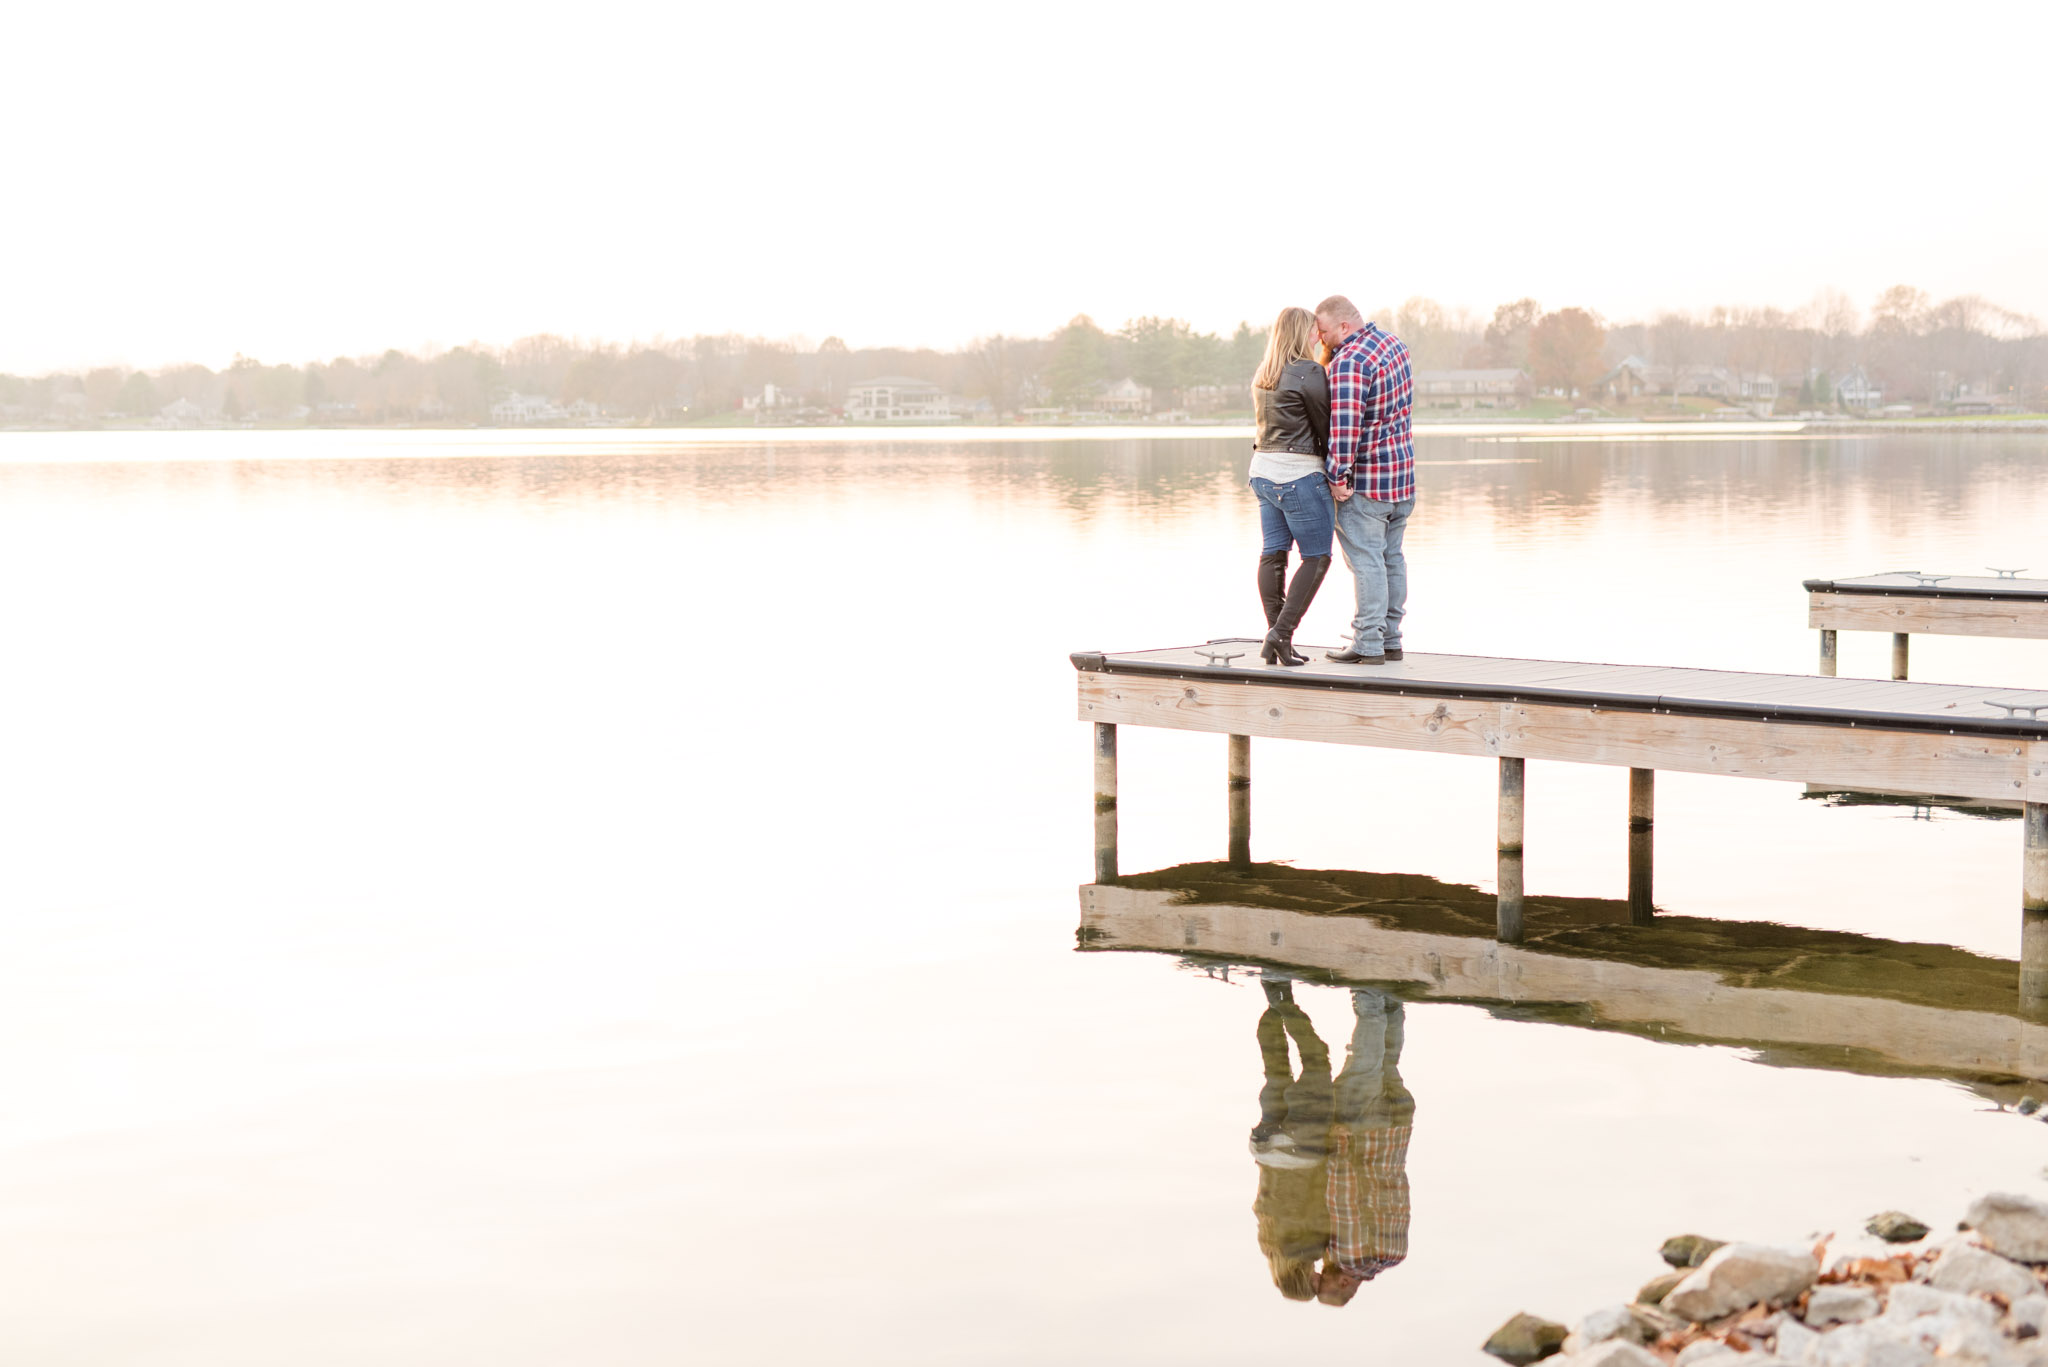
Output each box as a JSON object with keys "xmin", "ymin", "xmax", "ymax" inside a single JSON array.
[
  {"xmin": 1806, "ymin": 572, "xmax": 2048, "ymax": 681},
  {"xmin": 1074, "ymin": 643, "xmax": 2048, "ymax": 1004}
]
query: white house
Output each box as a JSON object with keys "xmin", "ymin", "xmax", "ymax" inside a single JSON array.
[
  {"xmin": 156, "ymin": 397, "xmax": 206, "ymax": 427},
  {"xmin": 1834, "ymin": 368, "xmax": 1882, "ymax": 411},
  {"xmin": 1414, "ymin": 368, "xmax": 1526, "ymax": 409},
  {"xmin": 742, "ymin": 382, "xmax": 799, "ymax": 413},
  {"xmin": 1094, "ymin": 378, "xmax": 1153, "ymax": 414},
  {"xmin": 846, "ymin": 376, "xmax": 949, "ymax": 421},
  {"xmin": 491, "ymin": 392, "xmax": 565, "ymax": 425}
]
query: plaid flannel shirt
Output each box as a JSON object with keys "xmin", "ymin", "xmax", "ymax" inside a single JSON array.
[
  {"xmin": 1325, "ymin": 322, "xmax": 1416, "ymax": 502},
  {"xmin": 1325, "ymin": 1120, "xmax": 1413, "ymax": 1278}
]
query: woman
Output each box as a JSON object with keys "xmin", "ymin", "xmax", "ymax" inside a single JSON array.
[{"xmin": 1249, "ymin": 307, "xmax": 1333, "ymax": 665}]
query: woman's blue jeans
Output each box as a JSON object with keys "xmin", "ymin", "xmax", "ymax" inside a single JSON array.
[{"xmin": 1250, "ymin": 472, "xmax": 1336, "ymax": 558}]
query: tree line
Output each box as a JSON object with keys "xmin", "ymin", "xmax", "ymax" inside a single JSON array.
[{"xmin": 2, "ymin": 286, "xmax": 2042, "ymax": 425}]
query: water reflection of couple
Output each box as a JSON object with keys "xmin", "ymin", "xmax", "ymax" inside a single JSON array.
[
  {"xmin": 1251, "ymin": 978, "xmax": 1414, "ymax": 1306},
  {"xmin": 1249, "ymin": 296, "xmax": 1416, "ymax": 667}
]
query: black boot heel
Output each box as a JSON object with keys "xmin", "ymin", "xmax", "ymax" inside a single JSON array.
[{"xmin": 1263, "ymin": 629, "xmax": 1309, "ymax": 666}]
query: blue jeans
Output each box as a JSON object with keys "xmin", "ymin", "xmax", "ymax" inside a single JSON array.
[
  {"xmin": 1250, "ymin": 473, "xmax": 1335, "ymax": 558},
  {"xmin": 1334, "ymin": 494, "xmax": 1413, "ymax": 655}
]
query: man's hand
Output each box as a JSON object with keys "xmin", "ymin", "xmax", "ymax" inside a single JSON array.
[{"xmin": 1331, "ymin": 483, "xmax": 1354, "ymax": 504}]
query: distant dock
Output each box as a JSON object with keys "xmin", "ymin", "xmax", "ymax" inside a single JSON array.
[
  {"xmin": 1072, "ymin": 643, "xmax": 2048, "ymax": 1000},
  {"xmin": 1807, "ymin": 571, "xmax": 2048, "ymax": 679}
]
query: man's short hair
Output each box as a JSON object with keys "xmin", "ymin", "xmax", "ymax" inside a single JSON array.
[{"xmin": 1315, "ymin": 295, "xmax": 1363, "ymax": 325}]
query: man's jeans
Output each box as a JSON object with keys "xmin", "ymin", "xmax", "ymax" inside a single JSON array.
[{"xmin": 1334, "ymin": 495, "xmax": 1414, "ymax": 656}]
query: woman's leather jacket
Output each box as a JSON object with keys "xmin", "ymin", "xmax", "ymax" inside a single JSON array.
[{"xmin": 1252, "ymin": 359, "xmax": 1330, "ymax": 455}]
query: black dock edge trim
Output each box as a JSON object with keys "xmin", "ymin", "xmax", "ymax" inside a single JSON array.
[
  {"xmin": 1070, "ymin": 651, "xmax": 1107, "ymax": 672},
  {"xmin": 1805, "ymin": 578, "xmax": 2048, "ymax": 603},
  {"xmin": 1081, "ymin": 657, "xmax": 2048, "ymax": 741}
]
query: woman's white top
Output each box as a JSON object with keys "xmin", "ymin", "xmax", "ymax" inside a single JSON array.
[{"xmin": 1247, "ymin": 449, "xmax": 1327, "ymax": 485}]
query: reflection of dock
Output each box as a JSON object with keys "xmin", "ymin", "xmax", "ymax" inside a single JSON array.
[
  {"xmin": 1072, "ymin": 643, "xmax": 2048, "ymax": 999},
  {"xmin": 1801, "ymin": 783, "xmax": 2021, "ymax": 819},
  {"xmin": 1808, "ymin": 571, "xmax": 2048, "ymax": 680},
  {"xmin": 1080, "ymin": 863, "xmax": 2048, "ymax": 1096}
]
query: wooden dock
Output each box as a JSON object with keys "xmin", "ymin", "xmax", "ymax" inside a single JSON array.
[
  {"xmin": 1080, "ymin": 862, "xmax": 2048, "ymax": 1098},
  {"xmin": 1072, "ymin": 643, "xmax": 2048, "ymax": 997},
  {"xmin": 1807, "ymin": 571, "xmax": 2048, "ymax": 679}
]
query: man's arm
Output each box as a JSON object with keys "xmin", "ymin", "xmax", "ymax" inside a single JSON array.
[
  {"xmin": 1356, "ymin": 354, "xmax": 1388, "ymax": 489},
  {"xmin": 1325, "ymin": 352, "xmax": 1363, "ymax": 493}
]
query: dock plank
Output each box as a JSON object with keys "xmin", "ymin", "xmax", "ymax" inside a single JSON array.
[{"xmin": 1092, "ymin": 646, "xmax": 2048, "ymax": 730}]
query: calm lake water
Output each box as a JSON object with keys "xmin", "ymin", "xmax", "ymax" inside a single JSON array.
[{"xmin": 1, "ymin": 425, "xmax": 2045, "ymax": 1363}]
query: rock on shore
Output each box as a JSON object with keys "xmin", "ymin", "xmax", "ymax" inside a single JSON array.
[
  {"xmin": 1967, "ymin": 1193, "xmax": 2048, "ymax": 1264},
  {"xmin": 1484, "ymin": 1194, "xmax": 2048, "ymax": 1366}
]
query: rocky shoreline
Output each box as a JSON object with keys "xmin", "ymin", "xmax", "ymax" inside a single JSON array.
[{"xmin": 1485, "ymin": 1193, "xmax": 2048, "ymax": 1366}]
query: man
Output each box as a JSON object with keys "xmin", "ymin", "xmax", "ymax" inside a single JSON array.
[
  {"xmin": 1316, "ymin": 988, "xmax": 1414, "ymax": 1306},
  {"xmin": 1314, "ymin": 296, "xmax": 1415, "ymax": 665}
]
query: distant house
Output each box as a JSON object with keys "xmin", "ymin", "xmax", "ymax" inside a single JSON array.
[
  {"xmin": 1181, "ymin": 383, "xmax": 1241, "ymax": 413},
  {"xmin": 562, "ymin": 398, "xmax": 605, "ymax": 423},
  {"xmin": 1414, "ymin": 368, "xmax": 1526, "ymax": 410},
  {"xmin": 741, "ymin": 382, "xmax": 796, "ymax": 413},
  {"xmin": 1595, "ymin": 357, "xmax": 1654, "ymax": 400},
  {"xmin": 1094, "ymin": 378, "xmax": 1153, "ymax": 414},
  {"xmin": 491, "ymin": 392, "xmax": 564, "ymax": 425},
  {"xmin": 1676, "ymin": 366, "xmax": 1736, "ymax": 398},
  {"xmin": 157, "ymin": 397, "xmax": 206, "ymax": 427},
  {"xmin": 1834, "ymin": 368, "xmax": 1882, "ymax": 411},
  {"xmin": 846, "ymin": 376, "xmax": 949, "ymax": 421}
]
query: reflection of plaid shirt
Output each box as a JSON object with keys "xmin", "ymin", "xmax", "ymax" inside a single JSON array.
[
  {"xmin": 1325, "ymin": 323, "xmax": 1415, "ymax": 502},
  {"xmin": 1326, "ymin": 1122, "xmax": 1413, "ymax": 1277}
]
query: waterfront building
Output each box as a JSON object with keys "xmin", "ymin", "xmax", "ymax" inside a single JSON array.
[
  {"xmin": 1413, "ymin": 368, "xmax": 1527, "ymax": 410},
  {"xmin": 846, "ymin": 376, "xmax": 949, "ymax": 421}
]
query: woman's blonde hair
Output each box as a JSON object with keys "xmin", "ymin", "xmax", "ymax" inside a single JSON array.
[{"xmin": 1253, "ymin": 307, "xmax": 1318, "ymax": 390}]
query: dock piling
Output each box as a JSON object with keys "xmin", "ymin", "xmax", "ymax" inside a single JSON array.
[
  {"xmin": 1094, "ymin": 722, "xmax": 1118, "ymax": 882},
  {"xmin": 1498, "ymin": 757, "xmax": 1525, "ymax": 855},
  {"xmin": 1629, "ymin": 768, "xmax": 1655, "ymax": 924},
  {"xmin": 1498, "ymin": 757, "xmax": 1525, "ymax": 942},
  {"xmin": 1891, "ymin": 632, "xmax": 1910, "ymax": 680},
  {"xmin": 1227, "ymin": 734, "xmax": 1251, "ymax": 867},
  {"xmin": 2027, "ymin": 805, "xmax": 2048, "ymax": 1009},
  {"xmin": 1818, "ymin": 629, "xmax": 1837, "ymax": 677},
  {"xmin": 2029, "ymin": 804, "xmax": 2048, "ymax": 912}
]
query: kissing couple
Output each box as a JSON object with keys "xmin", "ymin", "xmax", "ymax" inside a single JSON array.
[{"xmin": 1246, "ymin": 295, "xmax": 1417, "ymax": 667}]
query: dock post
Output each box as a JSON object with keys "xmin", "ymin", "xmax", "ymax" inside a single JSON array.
[
  {"xmin": 1818, "ymin": 629, "xmax": 1837, "ymax": 677},
  {"xmin": 1891, "ymin": 633, "xmax": 1909, "ymax": 681},
  {"xmin": 1227, "ymin": 734, "xmax": 1251, "ymax": 867},
  {"xmin": 1497, "ymin": 757, "xmax": 1525, "ymax": 943},
  {"xmin": 1093, "ymin": 722, "xmax": 1118, "ymax": 883},
  {"xmin": 1628, "ymin": 768, "xmax": 1655, "ymax": 924},
  {"xmin": 2026, "ymin": 804, "xmax": 2048, "ymax": 1010}
]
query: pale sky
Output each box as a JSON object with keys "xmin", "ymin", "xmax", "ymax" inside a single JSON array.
[{"xmin": 5, "ymin": 0, "xmax": 2044, "ymax": 374}]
